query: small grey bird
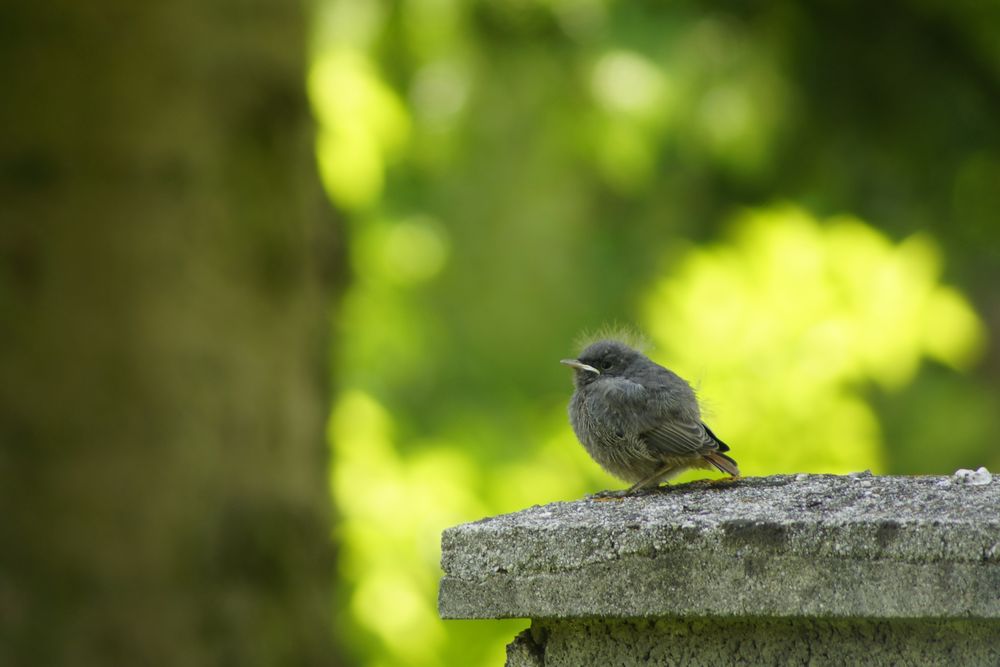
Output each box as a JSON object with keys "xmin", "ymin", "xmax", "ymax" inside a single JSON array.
[{"xmin": 561, "ymin": 339, "xmax": 739, "ymax": 493}]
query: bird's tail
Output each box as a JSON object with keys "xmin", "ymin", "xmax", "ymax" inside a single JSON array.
[{"xmin": 704, "ymin": 451, "xmax": 740, "ymax": 477}]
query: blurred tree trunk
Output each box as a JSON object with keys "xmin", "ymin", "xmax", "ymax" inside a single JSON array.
[{"xmin": 0, "ymin": 2, "xmax": 342, "ymax": 665}]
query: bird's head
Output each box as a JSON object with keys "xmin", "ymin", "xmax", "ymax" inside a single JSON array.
[{"xmin": 560, "ymin": 339, "xmax": 646, "ymax": 387}]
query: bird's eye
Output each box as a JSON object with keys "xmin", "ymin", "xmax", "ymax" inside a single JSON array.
[{"xmin": 601, "ymin": 359, "xmax": 614, "ymax": 370}]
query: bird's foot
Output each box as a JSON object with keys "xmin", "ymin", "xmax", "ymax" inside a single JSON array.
[
  {"xmin": 588, "ymin": 489, "xmax": 630, "ymax": 501},
  {"xmin": 707, "ymin": 475, "xmax": 742, "ymax": 485},
  {"xmin": 588, "ymin": 483, "xmax": 676, "ymax": 501}
]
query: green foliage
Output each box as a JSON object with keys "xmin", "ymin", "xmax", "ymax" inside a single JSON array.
[{"xmin": 309, "ymin": 0, "xmax": 1000, "ymax": 664}]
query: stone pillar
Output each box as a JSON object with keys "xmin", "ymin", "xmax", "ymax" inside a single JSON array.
[{"xmin": 439, "ymin": 474, "xmax": 1000, "ymax": 665}]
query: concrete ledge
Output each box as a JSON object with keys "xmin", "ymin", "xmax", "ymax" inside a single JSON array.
[
  {"xmin": 440, "ymin": 474, "xmax": 1000, "ymax": 620},
  {"xmin": 505, "ymin": 618, "xmax": 1000, "ymax": 666}
]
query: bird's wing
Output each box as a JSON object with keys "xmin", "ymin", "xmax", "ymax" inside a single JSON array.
[
  {"xmin": 639, "ymin": 417, "xmax": 719, "ymax": 457},
  {"xmin": 629, "ymin": 368, "xmax": 718, "ymax": 456}
]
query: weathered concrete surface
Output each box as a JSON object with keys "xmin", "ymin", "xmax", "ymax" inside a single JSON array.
[
  {"xmin": 440, "ymin": 474, "xmax": 1000, "ymax": 620},
  {"xmin": 506, "ymin": 618, "xmax": 1000, "ymax": 667}
]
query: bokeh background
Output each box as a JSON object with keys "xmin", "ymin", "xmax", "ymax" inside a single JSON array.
[
  {"xmin": 3, "ymin": 2, "xmax": 996, "ymax": 665},
  {"xmin": 309, "ymin": 1, "xmax": 1000, "ymax": 665}
]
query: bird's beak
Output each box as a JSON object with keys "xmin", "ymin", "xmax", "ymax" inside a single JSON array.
[{"xmin": 560, "ymin": 359, "xmax": 600, "ymax": 375}]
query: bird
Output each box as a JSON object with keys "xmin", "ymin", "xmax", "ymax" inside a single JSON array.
[{"xmin": 561, "ymin": 339, "xmax": 739, "ymax": 493}]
